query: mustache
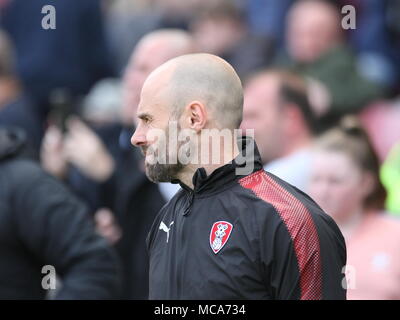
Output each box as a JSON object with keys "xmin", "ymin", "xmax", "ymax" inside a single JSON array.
[
  {"xmin": 140, "ymin": 146, "xmax": 147, "ymax": 156},
  {"xmin": 141, "ymin": 145, "xmax": 156, "ymax": 157}
]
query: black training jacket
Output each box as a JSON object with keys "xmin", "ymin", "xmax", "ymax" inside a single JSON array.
[{"xmin": 147, "ymin": 137, "xmax": 347, "ymax": 300}]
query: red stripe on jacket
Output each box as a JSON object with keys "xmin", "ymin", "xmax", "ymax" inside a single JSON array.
[{"xmin": 239, "ymin": 170, "xmax": 322, "ymax": 300}]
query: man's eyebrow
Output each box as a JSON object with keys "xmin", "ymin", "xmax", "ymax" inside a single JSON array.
[{"xmin": 137, "ymin": 112, "xmax": 152, "ymax": 120}]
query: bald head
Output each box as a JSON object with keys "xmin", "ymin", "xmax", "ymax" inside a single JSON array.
[
  {"xmin": 142, "ymin": 53, "xmax": 243, "ymax": 130},
  {"xmin": 122, "ymin": 29, "xmax": 196, "ymax": 125},
  {"xmin": 132, "ymin": 54, "xmax": 243, "ymax": 184}
]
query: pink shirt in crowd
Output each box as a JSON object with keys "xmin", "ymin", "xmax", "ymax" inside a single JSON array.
[{"xmin": 345, "ymin": 211, "xmax": 400, "ymax": 300}]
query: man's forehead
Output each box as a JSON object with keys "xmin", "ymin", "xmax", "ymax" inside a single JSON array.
[
  {"xmin": 139, "ymin": 80, "xmax": 165, "ymax": 108},
  {"xmin": 136, "ymin": 87, "xmax": 169, "ymax": 117},
  {"xmin": 140, "ymin": 64, "xmax": 175, "ymax": 100},
  {"xmin": 136, "ymin": 100, "xmax": 147, "ymax": 115}
]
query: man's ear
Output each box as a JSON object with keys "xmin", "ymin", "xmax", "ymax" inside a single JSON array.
[{"xmin": 184, "ymin": 101, "xmax": 207, "ymax": 132}]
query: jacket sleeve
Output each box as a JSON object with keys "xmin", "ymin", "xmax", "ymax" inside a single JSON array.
[
  {"xmin": 11, "ymin": 160, "xmax": 121, "ymax": 299},
  {"xmin": 258, "ymin": 203, "xmax": 323, "ymax": 300}
]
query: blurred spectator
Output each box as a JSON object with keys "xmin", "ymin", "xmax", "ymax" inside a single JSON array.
[
  {"xmin": 41, "ymin": 29, "xmax": 195, "ymax": 299},
  {"xmin": 240, "ymin": 70, "xmax": 316, "ymax": 191},
  {"xmin": 381, "ymin": 142, "xmax": 400, "ymax": 215},
  {"xmin": 0, "ymin": 29, "xmax": 43, "ymax": 158},
  {"xmin": 0, "ymin": 0, "xmax": 114, "ymax": 117},
  {"xmin": 154, "ymin": 0, "xmax": 222, "ymax": 29},
  {"xmin": 190, "ymin": 0, "xmax": 274, "ymax": 78},
  {"xmin": 309, "ymin": 116, "xmax": 400, "ymax": 300},
  {"xmin": 81, "ymin": 78, "xmax": 123, "ymax": 126},
  {"xmin": 281, "ymin": 0, "xmax": 385, "ymax": 121},
  {"xmin": 246, "ymin": 0, "xmax": 293, "ymax": 48},
  {"xmin": 248, "ymin": 0, "xmax": 400, "ymax": 90},
  {"xmin": 341, "ymin": 0, "xmax": 398, "ymax": 88},
  {"xmin": 104, "ymin": 0, "xmax": 228, "ymax": 72},
  {"xmin": 0, "ymin": 125, "xmax": 120, "ymax": 299},
  {"xmin": 359, "ymin": 99, "xmax": 400, "ymax": 162},
  {"xmin": 121, "ymin": 30, "xmax": 196, "ymax": 129},
  {"xmin": 104, "ymin": 0, "xmax": 161, "ymax": 74},
  {"xmin": 386, "ymin": 0, "xmax": 400, "ymax": 91}
]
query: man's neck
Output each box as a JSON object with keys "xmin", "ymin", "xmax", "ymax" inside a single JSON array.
[{"xmin": 176, "ymin": 139, "xmax": 240, "ymax": 190}]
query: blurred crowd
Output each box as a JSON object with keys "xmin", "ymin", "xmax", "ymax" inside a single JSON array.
[{"xmin": 0, "ymin": 0, "xmax": 400, "ymax": 300}]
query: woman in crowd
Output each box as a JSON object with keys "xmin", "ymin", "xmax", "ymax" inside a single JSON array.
[{"xmin": 308, "ymin": 116, "xmax": 400, "ymax": 300}]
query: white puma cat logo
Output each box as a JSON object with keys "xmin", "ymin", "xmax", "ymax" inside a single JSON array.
[{"xmin": 159, "ymin": 221, "xmax": 174, "ymax": 243}]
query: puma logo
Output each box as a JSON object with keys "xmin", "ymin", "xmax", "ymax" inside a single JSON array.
[{"xmin": 159, "ymin": 221, "xmax": 174, "ymax": 243}]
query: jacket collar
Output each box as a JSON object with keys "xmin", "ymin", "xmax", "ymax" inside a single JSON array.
[{"xmin": 174, "ymin": 136, "xmax": 263, "ymax": 195}]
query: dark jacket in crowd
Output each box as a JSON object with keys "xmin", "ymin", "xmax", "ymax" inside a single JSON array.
[
  {"xmin": 67, "ymin": 124, "xmax": 166, "ymax": 299},
  {"xmin": 0, "ymin": 94, "xmax": 44, "ymax": 158},
  {"xmin": 0, "ymin": 126, "xmax": 121, "ymax": 299}
]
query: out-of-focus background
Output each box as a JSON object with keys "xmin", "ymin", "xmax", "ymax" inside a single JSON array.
[{"xmin": 1, "ymin": 0, "xmax": 400, "ymax": 300}]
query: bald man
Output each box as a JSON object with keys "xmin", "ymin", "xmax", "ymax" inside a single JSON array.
[{"xmin": 131, "ymin": 54, "xmax": 347, "ymax": 300}]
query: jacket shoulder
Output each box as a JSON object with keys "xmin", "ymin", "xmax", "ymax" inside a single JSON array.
[
  {"xmin": 238, "ymin": 169, "xmax": 322, "ymax": 211},
  {"xmin": 236, "ymin": 169, "xmax": 336, "ymax": 232},
  {"xmin": 0, "ymin": 159, "xmax": 43, "ymax": 189},
  {"xmin": 0, "ymin": 159, "xmax": 63, "ymax": 193}
]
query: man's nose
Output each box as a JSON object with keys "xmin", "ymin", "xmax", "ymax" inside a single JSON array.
[{"xmin": 131, "ymin": 127, "xmax": 146, "ymax": 147}]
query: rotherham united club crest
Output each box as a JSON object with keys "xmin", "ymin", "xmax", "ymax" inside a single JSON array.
[{"xmin": 209, "ymin": 221, "xmax": 233, "ymax": 254}]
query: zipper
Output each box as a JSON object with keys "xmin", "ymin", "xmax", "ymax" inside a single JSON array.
[
  {"xmin": 176, "ymin": 211, "xmax": 185, "ymax": 297},
  {"xmin": 183, "ymin": 190, "xmax": 195, "ymax": 216},
  {"xmin": 176, "ymin": 189, "xmax": 195, "ymax": 297}
]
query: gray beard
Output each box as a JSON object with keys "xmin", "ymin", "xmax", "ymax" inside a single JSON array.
[
  {"xmin": 145, "ymin": 160, "xmax": 184, "ymax": 183},
  {"xmin": 143, "ymin": 124, "xmax": 187, "ymax": 183}
]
